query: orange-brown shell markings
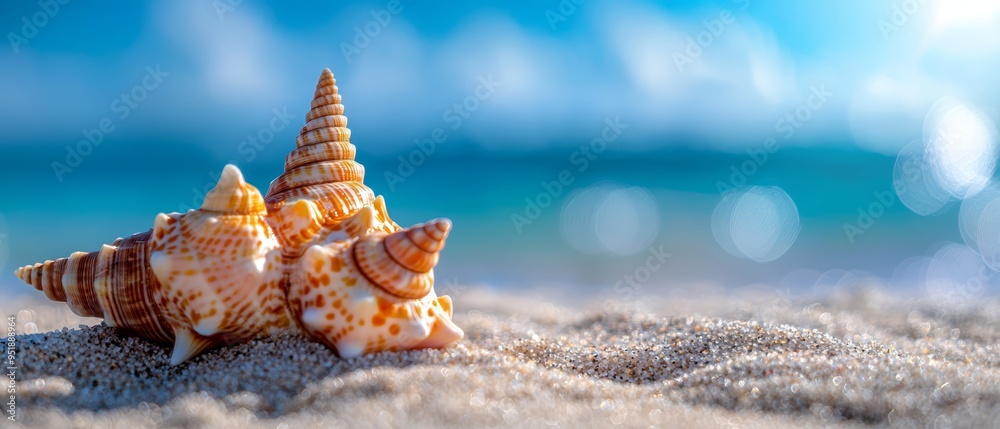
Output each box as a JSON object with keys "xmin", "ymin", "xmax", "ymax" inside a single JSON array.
[
  {"xmin": 14, "ymin": 67, "xmax": 465, "ymax": 364},
  {"xmin": 264, "ymin": 68, "xmax": 375, "ymax": 247},
  {"xmin": 266, "ymin": 199, "xmax": 326, "ymax": 254},
  {"xmin": 15, "ymin": 230, "xmax": 176, "ymax": 344},
  {"xmin": 150, "ymin": 165, "xmax": 289, "ymax": 364},
  {"xmin": 266, "ymin": 194, "xmax": 400, "ymax": 259},
  {"xmin": 354, "ymin": 219, "xmax": 452, "ymax": 301},
  {"xmin": 288, "ymin": 219, "xmax": 463, "ymax": 358},
  {"xmin": 314, "ymin": 196, "xmax": 402, "ymax": 246},
  {"xmin": 16, "ymin": 164, "xmax": 291, "ymax": 366}
]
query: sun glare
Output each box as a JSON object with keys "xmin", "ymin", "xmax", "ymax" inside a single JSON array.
[{"xmin": 930, "ymin": 0, "xmax": 1000, "ymax": 34}]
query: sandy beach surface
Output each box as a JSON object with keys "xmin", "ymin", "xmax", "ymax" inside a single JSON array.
[{"xmin": 1, "ymin": 285, "xmax": 998, "ymax": 428}]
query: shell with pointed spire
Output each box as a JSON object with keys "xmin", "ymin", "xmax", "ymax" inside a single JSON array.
[
  {"xmin": 150, "ymin": 164, "xmax": 289, "ymax": 364},
  {"xmin": 265, "ymin": 68, "xmax": 376, "ymax": 254},
  {"xmin": 288, "ymin": 217, "xmax": 463, "ymax": 358},
  {"xmin": 15, "ymin": 165, "xmax": 290, "ymax": 365}
]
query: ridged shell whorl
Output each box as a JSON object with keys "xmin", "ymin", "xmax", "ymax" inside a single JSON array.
[
  {"xmin": 290, "ymin": 218, "xmax": 462, "ymax": 358},
  {"xmin": 354, "ymin": 219, "xmax": 452, "ymax": 300},
  {"xmin": 15, "ymin": 231, "xmax": 175, "ymax": 345},
  {"xmin": 265, "ymin": 69, "xmax": 375, "ymax": 238},
  {"xmin": 150, "ymin": 164, "xmax": 289, "ymax": 364}
]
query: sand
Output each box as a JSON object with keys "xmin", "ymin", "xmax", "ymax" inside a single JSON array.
[{"xmin": 1, "ymin": 285, "xmax": 999, "ymax": 428}]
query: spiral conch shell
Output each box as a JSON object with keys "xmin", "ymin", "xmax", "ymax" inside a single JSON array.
[{"xmin": 15, "ymin": 68, "xmax": 463, "ymax": 364}]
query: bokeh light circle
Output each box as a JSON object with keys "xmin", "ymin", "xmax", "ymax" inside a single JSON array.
[
  {"xmin": 890, "ymin": 256, "xmax": 932, "ymax": 292},
  {"xmin": 974, "ymin": 197, "xmax": 1000, "ymax": 271},
  {"xmin": 923, "ymin": 97, "xmax": 998, "ymax": 199},
  {"xmin": 560, "ymin": 183, "xmax": 660, "ymax": 256},
  {"xmin": 926, "ymin": 242, "xmax": 991, "ymax": 307},
  {"xmin": 892, "ymin": 139, "xmax": 952, "ymax": 216},
  {"xmin": 711, "ymin": 186, "xmax": 800, "ymax": 262},
  {"xmin": 810, "ymin": 269, "xmax": 848, "ymax": 297},
  {"xmin": 594, "ymin": 187, "xmax": 660, "ymax": 255},
  {"xmin": 958, "ymin": 181, "xmax": 1000, "ymax": 254},
  {"xmin": 779, "ymin": 268, "xmax": 821, "ymax": 293},
  {"xmin": 710, "ymin": 191, "xmax": 743, "ymax": 258},
  {"xmin": 560, "ymin": 186, "xmax": 608, "ymax": 255}
]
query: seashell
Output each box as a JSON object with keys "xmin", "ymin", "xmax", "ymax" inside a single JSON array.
[
  {"xmin": 265, "ymin": 68, "xmax": 376, "ymax": 254},
  {"xmin": 15, "ymin": 68, "xmax": 462, "ymax": 365},
  {"xmin": 290, "ymin": 218, "xmax": 463, "ymax": 358},
  {"xmin": 149, "ymin": 164, "xmax": 289, "ymax": 364},
  {"xmin": 16, "ymin": 165, "xmax": 289, "ymax": 365},
  {"xmin": 267, "ymin": 194, "xmax": 400, "ymax": 258},
  {"xmin": 16, "ymin": 230, "xmax": 176, "ymax": 344}
]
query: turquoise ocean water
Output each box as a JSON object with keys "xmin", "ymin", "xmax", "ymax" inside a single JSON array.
[{"xmin": 2, "ymin": 141, "xmax": 981, "ymax": 301}]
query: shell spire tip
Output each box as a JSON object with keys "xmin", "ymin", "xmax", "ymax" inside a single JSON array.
[
  {"xmin": 201, "ymin": 164, "xmax": 266, "ymax": 214},
  {"xmin": 428, "ymin": 218, "xmax": 452, "ymax": 234},
  {"xmin": 218, "ymin": 164, "xmax": 246, "ymax": 187}
]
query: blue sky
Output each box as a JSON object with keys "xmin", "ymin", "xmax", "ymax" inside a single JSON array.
[
  {"xmin": 3, "ymin": 0, "xmax": 1000, "ymax": 292},
  {"xmin": 2, "ymin": 0, "xmax": 999, "ymax": 156}
]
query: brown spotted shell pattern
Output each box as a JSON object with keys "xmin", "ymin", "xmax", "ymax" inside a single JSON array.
[{"xmin": 14, "ymin": 69, "xmax": 463, "ymax": 365}]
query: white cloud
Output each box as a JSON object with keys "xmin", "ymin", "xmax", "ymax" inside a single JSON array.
[
  {"xmin": 599, "ymin": 2, "xmax": 688, "ymax": 98},
  {"xmin": 595, "ymin": 2, "xmax": 803, "ymax": 147},
  {"xmin": 847, "ymin": 74, "xmax": 938, "ymax": 155},
  {"xmin": 434, "ymin": 13, "xmax": 595, "ymax": 150},
  {"xmin": 438, "ymin": 15, "xmax": 547, "ymax": 104},
  {"xmin": 927, "ymin": 0, "xmax": 1000, "ymax": 41},
  {"xmin": 153, "ymin": 0, "xmax": 290, "ymax": 105},
  {"xmin": 742, "ymin": 26, "xmax": 797, "ymax": 106}
]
